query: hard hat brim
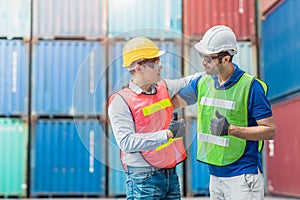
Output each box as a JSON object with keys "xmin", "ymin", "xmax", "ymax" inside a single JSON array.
[
  {"xmin": 194, "ymin": 42, "xmax": 214, "ymax": 55},
  {"xmin": 123, "ymin": 49, "xmax": 165, "ymax": 67}
]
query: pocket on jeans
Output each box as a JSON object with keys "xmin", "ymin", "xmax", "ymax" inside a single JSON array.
[{"xmin": 130, "ymin": 171, "xmax": 154, "ymax": 184}]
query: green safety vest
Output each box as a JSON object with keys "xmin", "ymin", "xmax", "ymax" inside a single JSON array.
[{"xmin": 196, "ymin": 73, "xmax": 267, "ymax": 166}]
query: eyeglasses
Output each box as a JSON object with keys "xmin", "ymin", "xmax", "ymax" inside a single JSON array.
[
  {"xmin": 199, "ymin": 53, "xmax": 227, "ymax": 63},
  {"xmin": 138, "ymin": 57, "xmax": 162, "ymax": 70}
]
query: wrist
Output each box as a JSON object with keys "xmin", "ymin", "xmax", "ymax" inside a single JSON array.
[
  {"xmin": 167, "ymin": 130, "xmax": 174, "ymax": 139},
  {"xmin": 228, "ymin": 124, "xmax": 234, "ymax": 136}
]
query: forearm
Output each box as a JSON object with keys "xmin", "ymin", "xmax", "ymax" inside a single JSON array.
[
  {"xmin": 228, "ymin": 116, "xmax": 276, "ymax": 141},
  {"xmin": 118, "ymin": 130, "xmax": 169, "ymax": 152}
]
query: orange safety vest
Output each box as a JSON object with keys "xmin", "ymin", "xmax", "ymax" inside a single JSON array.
[{"xmin": 110, "ymin": 80, "xmax": 186, "ymax": 170}]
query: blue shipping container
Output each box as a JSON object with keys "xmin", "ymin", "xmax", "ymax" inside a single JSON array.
[
  {"xmin": 31, "ymin": 119, "xmax": 106, "ymax": 196},
  {"xmin": 0, "ymin": 40, "xmax": 28, "ymax": 116},
  {"xmin": 32, "ymin": 41, "xmax": 106, "ymax": 116},
  {"xmin": 261, "ymin": 0, "xmax": 300, "ymax": 100},
  {"xmin": 108, "ymin": 39, "xmax": 182, "ymax": 94},
  {"xmin": 0, "ymin": 0, "xmax": 31, "ymax": 38},
  {"xmin": 108, "ymin": 126, "xmax": 127, "ymax": 197},
  {"xmin": 33, "ymin": 0, "xmax": 106, "ymax": 39},
  {"xmin": 185, "ymin": 118, "xmax": 210, "ymax": 196},
  {"xmin": 108, "ymin": 0, "xmax": 182, "ymax": 39}
]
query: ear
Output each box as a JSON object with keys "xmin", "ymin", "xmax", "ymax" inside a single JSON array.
[
  {"xmin": 223, "ymin": 55, "xmax": 230, "ymax": 63},
  {"xmin": 135, "ymin": 64, "xmax": 142, "ymax": 71}
]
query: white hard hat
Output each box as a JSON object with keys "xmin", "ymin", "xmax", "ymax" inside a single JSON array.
[{"xmin": 194, "ymin": 25, "xmax": 238, "ymax": 56}]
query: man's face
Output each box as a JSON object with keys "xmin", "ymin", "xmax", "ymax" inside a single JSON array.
[
  {"xmin": 138, "ymin": 57, "xmax": 162, "ymax": 84},
  {"xmin": 199, "ymin": 53, "xmax": 223, "ymax": 75}
]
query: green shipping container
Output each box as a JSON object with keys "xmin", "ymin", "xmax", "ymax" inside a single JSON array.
[{"xmin": 0, "ymin": 118, "xmax": 28, "ymax": 197}]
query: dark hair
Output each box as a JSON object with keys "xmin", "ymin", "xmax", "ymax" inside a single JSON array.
[{"xmin": 218, "ymin": 51, "xmax": 233, "ymax": 63}]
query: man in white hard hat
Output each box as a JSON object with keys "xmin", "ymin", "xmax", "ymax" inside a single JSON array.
[
  {"xmin": 177, "ymin": 25, "xmax": 276, "ymax": 199},
  {"xmin": 108, "ymin": 36, "xmax": 196, "ymax": 199}
]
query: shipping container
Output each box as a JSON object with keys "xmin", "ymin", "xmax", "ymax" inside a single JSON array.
[
  {"xmin": 0, "ymin": 118, "xmax": 28, "ymax": 197},
  {"xmin": 108, "ymin": 39, "xmax": 182, "ymax": 94},
  {"xmin": 31, "ymin": 40, "xmax": 106, "ymax": 116},
  {"xmin": 260, "ymin": 0, "xmax": 284, "ymax": 17},
  {"xmin": 184, "ymin": 40, "xmax": 257, "ymax": 117},
  {"xmin": 0, "ymin": 40, "xmax": 28, "ymax": 116},
  {"xmin": 33, "ymin": 0, "xmax": 106, "ymax": 39},
  {"xmin": 266, "ymin": 96, "xmax": 300, "ymax": 198},
  {"xmin": 0, "ymin": 0, "xmax": 31, "ymax": 38},
  {"xmin": 183, "ymin": 0, "xmax": 256, "ymax": 41},
  {"xmin": 108, "ymin": 0, "xmax": 182, "ymax": 39},
  {"xmin": 185, "ymin": 118, "xmax": 210, "ymax": 196},
  {"xmin": 30, "ymin": 119, "xmax": 106, "ymax": 196},
  {"xmin": 261, "ymin": 0, "xmax": 300, "ymax": 101},
  {"xmin": 108, "ymin": 126, "xmax": 127, "ymax": 197}
]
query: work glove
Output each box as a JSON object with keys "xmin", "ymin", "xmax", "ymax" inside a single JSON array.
[
  {"xmin": 168, "ymin": 112, "xmax": 185, "ymax": 138},
  {"xmin": 210, "ymin": 110, "xmax": 230, "ymax": 136}
]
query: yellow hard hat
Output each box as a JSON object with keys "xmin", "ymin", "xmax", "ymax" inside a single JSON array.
[{"xmin": 122, "ymin": 37, "xmax": 165, "ymax": 67}]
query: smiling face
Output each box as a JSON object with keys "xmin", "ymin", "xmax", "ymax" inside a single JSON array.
[{"xmin": 199, "ymin": 53, "xmax": 231, "ymax": 75}]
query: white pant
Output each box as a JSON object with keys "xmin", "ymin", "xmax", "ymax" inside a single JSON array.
[{"xmin": 209, "ymin": 172, "xmax": 264, "ymax": 200}]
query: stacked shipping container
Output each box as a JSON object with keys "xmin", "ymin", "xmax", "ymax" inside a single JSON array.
[
  {"xmin": 29, "ymin": 0, "xmax": 108, "ymax": 197},
  {"xmin": 0, "ymin": 0, "xmax": 30, "ymax": 197},
  {"xmin": 2, "ymin": 0, "xmax": 291, "ymax": 198},
  {"xmin": 261, "ymin": 0, "xmax": 300, "ymax": 197}
]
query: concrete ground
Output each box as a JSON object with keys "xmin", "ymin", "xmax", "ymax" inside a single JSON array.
[{"xmin": 11, "ymin": 196, "xmax": 300, "ymax": 200}]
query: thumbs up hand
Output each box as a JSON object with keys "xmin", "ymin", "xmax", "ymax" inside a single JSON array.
[{"xmin": 210, "ymin": 110, "xmax": 230, "ymax": 136}]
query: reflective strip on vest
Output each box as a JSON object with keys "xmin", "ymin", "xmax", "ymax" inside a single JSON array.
[
  {"xmin": 198, "ymin": 132, "xmax": 229, "ymax": 147},
  {"xmin": 155, "ymin": 137, "xmax": 182, "ymax": 151},
  {"xmin": 142, "ymin": 98, "xmax": 172, "ymax": 116},
  {"xmin": 200, "ymin": 97, "xmax": 236, "ymax": 110}
]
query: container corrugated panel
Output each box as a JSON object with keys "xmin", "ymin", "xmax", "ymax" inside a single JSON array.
[
  {"xmin": 108, "ymin": 0, "xmax": 182, "ymax": 39},
  {"xmin": 0, "ymin": 0, "xmax": 31, "ymax": 38},
  {"xmin": 33, "ymin": 0, "xmax": 106, "ymax": 39},
  {"xmin": 0, "ymin": 40, "xmax": 28, "ymax": 116},
  {"xmin": 32, "ymin": 41, "xmax": 106, "ymax": 116},
  {"xmin": 184, "ymin": 41, "xmax": 257, "ymax": 117},
  {"xmin": 108, "ymin": 126, "xmax": 127, "ymax": 197},
  {"xmin": 261, "ymin": 0, "xmax": 300, "ymax": 101},
  {"xmin": 266, "ymin": 96, "xmax": 300, "ymax": 197},
  {"xmin": 184, "ymin": 0, "xmax": 256, "ymax": 41},
  {"xmin": 108, "ymin": 39, "xmax": 182, "ymax": 94},
  {"xmin": 31, "ymin": 119, "xmax": 106, "ymax": 196},
  {"xmin": 185, "ymin": 118, "xmax": 210, "ymax": 196},
  {"xmin": 0, "ymin": 118, "xmax": 28, "ymax": 197}
]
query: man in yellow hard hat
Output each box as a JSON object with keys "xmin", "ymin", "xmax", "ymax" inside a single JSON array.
[{"xmin": 108, "ymin": 36, "xmax": 197, "ymax": 199}]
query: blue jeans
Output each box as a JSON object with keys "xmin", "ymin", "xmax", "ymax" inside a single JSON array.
[{"xmin": 126, "ymin": 166, "xmax": 181, "ymax": 200}]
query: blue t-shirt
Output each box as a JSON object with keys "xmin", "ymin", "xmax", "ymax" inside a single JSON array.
[{"xmin": 179, "ymin": 64, "xmax": 273, "ymax": 177}]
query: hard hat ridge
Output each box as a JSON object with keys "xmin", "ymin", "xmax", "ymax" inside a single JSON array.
[
  {"xmin": 122, "ymin": 37, "xmax": 165, "ymax": 67},
  {"xmin": 194, "ymin": 25, "xmax": 238, "ymax": 56}
]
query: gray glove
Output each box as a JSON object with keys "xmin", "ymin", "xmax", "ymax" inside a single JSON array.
[
  {"xmin": 168, "ymin": 112, "xmax": 185, "ymax": 138},
  {"xmin": 210, "ymin": 110, "xmax": 230, "ymax": 136}
]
